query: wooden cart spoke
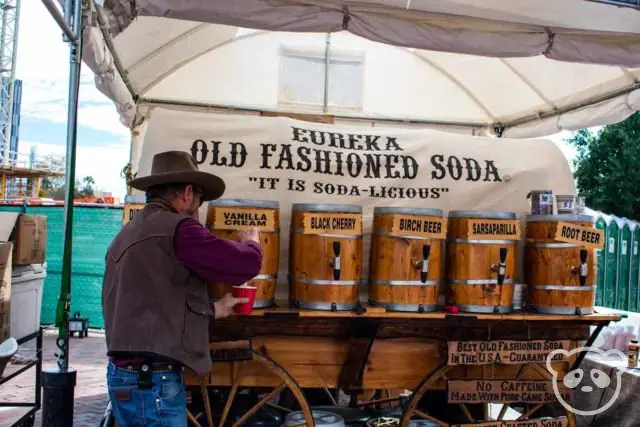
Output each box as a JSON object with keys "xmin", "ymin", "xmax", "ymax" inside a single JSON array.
[
  {"xmin": 231, "ymin": 382, "xmax": 286, "ymax": 427},
  {"xmin": 414, "ymin": 410, "xmax": 448, "ymax": 427},
  {"xmin": 459, "ymin": 403, "xmax": 475, "ymax": 423}
]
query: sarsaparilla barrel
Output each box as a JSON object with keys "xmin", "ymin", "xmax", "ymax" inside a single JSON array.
[
  {"xmin": 206, "ymin": 198, "xmax": 280, "ymax": 308},
  {"xmin": 289, "ymin": 203, "xmax": 363, "ymax": 311},
  {"xmin": 369, "ymin": 207, "xmax": 446, "ymax": 312},
  {"xmin": 446, "ymin": 210, "xmax": 519, "ymax": 313},
  {"xmin": 524, "ymin": 214, "xmax": 597, "ymax": 315}
]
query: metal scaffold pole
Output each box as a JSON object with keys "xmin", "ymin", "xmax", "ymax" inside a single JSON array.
[{"xmin": 40, "ymin": 0, "xmax": 83, "ymax": 425}]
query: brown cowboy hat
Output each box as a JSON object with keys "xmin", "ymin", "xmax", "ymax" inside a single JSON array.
[{"xmin": 129, "ymin": 151, "xmax": 225, "ymax": 201}]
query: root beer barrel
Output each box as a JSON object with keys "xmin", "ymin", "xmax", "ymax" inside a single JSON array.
[
  {"xmin": 369, "ymin": 207, "xmax": 446, "ymax": 312},
  {"xmin": 206, "ymin": 199, "xmax": 280, "ymax": 308},
  {"xmin": 446, "ymin": 211, "xmax": 519, "ymax": 313},
  {"xmin": 525, "ymin": 214, "xmax": 600, "ymax": 315},
  {"xmin": 289, "ymin": 203, "xmax": 363, "ymax": 311}
]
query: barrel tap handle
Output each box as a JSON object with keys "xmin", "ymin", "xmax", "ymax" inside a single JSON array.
[
  {"xmin": 332, "ymin": 241, "xmax": 341, "ymax": 280},
  {"xmin": 489, "ymin": 248, "xmax": 508, "ymax": 289},
  {"xmin": 417, "ymin": 244, "xmax": 431, "ymax": 283},
  {"xmin": 579, "ymin": 249, "xmax": 588, "ymax": 286}
]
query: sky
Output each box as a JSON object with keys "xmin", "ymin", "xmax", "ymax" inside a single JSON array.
[
  {"xmin": 16, "ymin": 3, "xmax": 580, "ymax": 200},
  {"xmin": 16, "ymin": 1, "xmax": 129, "ymax": 198}
]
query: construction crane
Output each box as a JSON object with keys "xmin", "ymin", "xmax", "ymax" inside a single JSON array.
[{"xmin": 0, "ymin": 0, "xmax": 20, "ymax": 167}]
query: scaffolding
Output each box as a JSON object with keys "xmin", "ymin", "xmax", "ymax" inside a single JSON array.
[{"xmin": 0, "ymin": 0, "xmax": 20, "ymax": 166}]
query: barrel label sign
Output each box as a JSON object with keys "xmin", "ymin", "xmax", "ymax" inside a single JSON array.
[
  {"xmin": 123, "ymin": 203, "xmax": 145, "ymax": 225},
  {"xmin": 453, "ymin": 417, "xmax": 568, "ymax": 427},
  {"xmin": 390, "ymin": 215, "xmax": 447, "ymax": 239},
  {"xmin": 465, "ymin": 219, "xmax": 521, "ymax": 240},
  {"xmin": 448, "ymin": 380, "xmax": 570, "ymax": 404},
  {"xmin": 447, "ymin": 340, "xmax": 570, "ymax": 365},
  {"xmin": 213, "ymin": 208, "xmax": 276, "ymax": 231},
  {"xmin": 554, "ymin": 222, "xmax": 604, "ymax": 249},
  {"xmin": 302, "ymin": 213, "xmax": 362, "ymax": 235}
]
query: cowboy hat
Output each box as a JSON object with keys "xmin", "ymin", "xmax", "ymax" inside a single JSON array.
[{"xmin": 129, "ymin": 151, "xmax": 225, "ymax": 201}]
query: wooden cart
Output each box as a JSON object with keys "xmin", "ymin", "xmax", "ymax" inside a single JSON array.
[{"xmin": 183, "ymin": 305, "xmax": 620, "ymax": 427}]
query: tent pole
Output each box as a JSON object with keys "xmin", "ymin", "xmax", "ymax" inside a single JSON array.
[
  {"xmin": 40, "ymin": 0, "xmax": 82, "ymax": 425},
  {"xmin": 323, "ymin": 33, "xmax": 331, "ymax": 113}
]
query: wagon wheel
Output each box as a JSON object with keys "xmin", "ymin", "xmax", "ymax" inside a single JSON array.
[
  {"xmin": 400, "ymin": 363, "xmax": 577, "ymax": 427},
  {"xmin": 188, "ymin": 349, "xmax": 314, "ymax": 427}
]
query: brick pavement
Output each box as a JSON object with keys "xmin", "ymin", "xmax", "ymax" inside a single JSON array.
[{"xmin": 0, "ymin": 328, "xmax": 109, "ymax": 427}]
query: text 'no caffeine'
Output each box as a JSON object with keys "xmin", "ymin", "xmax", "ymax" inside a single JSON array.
[
  {"xmin": 390, "ymin": 215, "xmax": 447, "ymax": 239},
  {"xmin": 302, "ymin": 213, "xmax": 362, "ymax": 235},
  {"xmin": 554, "ymin": 221, "xmax": 604, "ymax": 249}
]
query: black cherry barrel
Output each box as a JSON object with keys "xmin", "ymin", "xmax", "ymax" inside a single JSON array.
[{"xmin": 289, "ymin": 203, "xmax": 363, "ymax": 311}]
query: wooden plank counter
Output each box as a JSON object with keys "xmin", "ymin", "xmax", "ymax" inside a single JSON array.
[{"xmin": 188, "ymin": 304, "xmax": 620, "ymax": 391}]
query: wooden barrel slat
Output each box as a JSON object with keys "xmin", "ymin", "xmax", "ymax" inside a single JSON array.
[
  {"xmin": 369, "ymin": 208, "xmax": 444, "ymax": 312},
  {"xmin": 289, "ymin": 204, "xmax": 363, "ymax": 311},
  {"xmin": 525, "ymin": 215, "xmax": 596, "ymax": 315},
  {"xmin": 206, "ymin": 199, "xmax": 280, "ymax": 308},
  {"xmin": 446, "ymin": 211, "xmax": 518, "ymax": 314}
]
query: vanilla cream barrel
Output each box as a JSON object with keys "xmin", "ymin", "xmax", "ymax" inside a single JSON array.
[
  {"xmin": 446, "ymin": 211, "xmax": 520, "ymax": 313},
  {"xmin": 369, "ymin": 207, "xmax": 446, "ymax": 312},
  {"xmin": 289, "ymin": 203, "xmax": 363, "ymax": 311},
  {"xmin": 206, "ymin": 199, "xmax": 280, "ymax": 308}
]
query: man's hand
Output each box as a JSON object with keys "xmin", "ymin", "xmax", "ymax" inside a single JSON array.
[
  {"xmin": 238, "ymin": 228, "xmax": 260, "ymax": 244},
  {"xmin": 213, "ymin": 293, "xmax": 249, "ymax": 319}
]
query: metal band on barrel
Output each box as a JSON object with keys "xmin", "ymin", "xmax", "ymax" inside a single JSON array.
[
  {"xmin": 292, "ymin": 203, "xmax": 361, "ymax": 213},
  {"xmin": 373, "ymin": 231, "xmax": 445, "ymax": 240},
  {"xmin": 531, "ymin": 285, "xmax": 596, "ymax": 291},
  {"xmin": 297, "ymin": 301, "xmax": 359, "ymax": 311},
  {"xmin": 525, "ymin": 214, "xmax": 594, "ymax": 223},
  {"xmin": 377, "ymin": 302, "xmax": 438, "ymax": 313},
  {"xmin": 207, "ymin": 225, "xmax": 280, "ymax": 233},
  {"xmin": 448, "ymin": 211, "xmax": 516, "ymax": 220},
  {"xmin": 291, "ymin": 278, "xmax": 362, "ymax": 286},
  {"xmin": 371, "ymin": 280, "xmax": 439, "ymax": 286},
  {"xmin": 208, "ymin": 198, "xmax": 279, "ymax": 209},
  {"xmin": 253, "ymin": 298, "xmax": 274, "ymax": 309},
  {"xmin": 526, "ymin": 241, "xmax": 580, "ymax": 248},
  {"xmin": 457, "ymin": 304, "xmax": 513, "ymax": 314},
  {"xmin": 449, "ymin": 279, "xmax": 514, "ymax": 285},
  {"xmin": 251, "ymin": 274, "xmax": 276, "ymax": 280},
  {"xmin": 449, "ymin": 239, "xmax": 517, "ymax": 244},
  {"xmin": 531, "ymin": 306, "xmax": 594, "ymax": 315},
  {"xmin": 292, "ymin": 228, "xmax": 362, "ymax": 239},
  {"xmin": 374, "ymin": 206, "xmax": 443, "ymax": 216}
]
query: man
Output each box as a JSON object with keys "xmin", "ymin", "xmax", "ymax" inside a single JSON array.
[{"xmin": 102, "ymin": 151, "xmax": 263, "ymax": 426}]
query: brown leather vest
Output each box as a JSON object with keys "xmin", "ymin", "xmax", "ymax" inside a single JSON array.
[{"xmin": 102, "ymin": 201, "xmax": 212, "ymax": 375}]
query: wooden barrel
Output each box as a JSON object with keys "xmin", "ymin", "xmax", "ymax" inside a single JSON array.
[
  {"xmin": 206, "ymin": 199, "xmax": 280, "ymax": 308},
  {"xmin": 525, "ymin": 214, "xmax": 597, "ymax": 315},
  {"xmin": 289, "ymin": 203, "xmax": 363, "ymax": 311},
  {"xmin": 369, "ymin": 207, "xmax": 445, "ymax": 312},
  {"xmin": 122, "ymin": 194, "xmax": 145, "ymax": 225},
  {"xmin": 446, "ymin": 211, "xmax": 519, "ymax": 313}
]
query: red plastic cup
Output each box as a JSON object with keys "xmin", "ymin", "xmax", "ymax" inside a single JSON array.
[{"xmin": 232, "ymin": 285, "xmax": 257, "ymax": 315}]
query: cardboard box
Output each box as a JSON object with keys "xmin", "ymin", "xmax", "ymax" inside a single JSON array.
[
  {"xmin": 0, "ymin": 242, "xmax": 12, "ymax": 341},
  {"xmin": 0, "ymin": 212, "xmax": 47, "ymax": 265}
]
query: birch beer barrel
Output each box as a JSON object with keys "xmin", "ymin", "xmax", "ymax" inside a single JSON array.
[
  {"xmin": 289, "ymin": 203, "xmax": 363, "ymax": 311},
  {"xmin": 206, "ymin": 199, "xmax": 280, "ymax": 308},
  {"xmin": 446, "ymin": 211, "xmax": 520, "ymax": 313},
  {"xmin": 369, "ymin": 207, "xmax": 446, "ymax": 312},
  {"xmin": 525, "ymin": 214, "xmax": 598, "ymax": 315}
]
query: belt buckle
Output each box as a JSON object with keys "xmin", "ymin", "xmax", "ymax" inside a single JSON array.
[{"xmin": 137, "ymin": 363, "xmax": 153, "ymax": 389}]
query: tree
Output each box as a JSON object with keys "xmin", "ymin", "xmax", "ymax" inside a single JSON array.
[
  {"xmin": 569, "ymin": 112, "xmax": 640, "ymax": 220},
  {"xmin": 39, "ymin": 175, "xmax": 97, "ymax": 200}
]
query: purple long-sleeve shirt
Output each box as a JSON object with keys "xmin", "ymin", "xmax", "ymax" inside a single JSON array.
[{"xmin": 174, "ymin": 218, "xmax": 263, "ymax": 284}]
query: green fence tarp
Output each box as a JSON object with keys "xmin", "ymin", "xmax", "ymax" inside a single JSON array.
[
  {"xmin": 595, "ymin": 217, "xmax": 607, "ymax": 306},
  {"xmin": 0, "ymin": 205, "xmax": 122, "ymax": 328}
]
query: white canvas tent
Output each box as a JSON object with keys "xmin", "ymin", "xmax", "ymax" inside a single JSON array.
[{"xmin": 81, "ymin": 0, "xmax": 640, "ymax": 144}]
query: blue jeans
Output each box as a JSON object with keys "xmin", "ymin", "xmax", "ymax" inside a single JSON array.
[{"xmin": 106, "ymin": 362, "xmax": 187, "ymax": 427}]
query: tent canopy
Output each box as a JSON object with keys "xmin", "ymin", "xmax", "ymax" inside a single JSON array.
[{"xmin": 85, "ymin": 0, "xmax": 640, "ymax": 137}]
